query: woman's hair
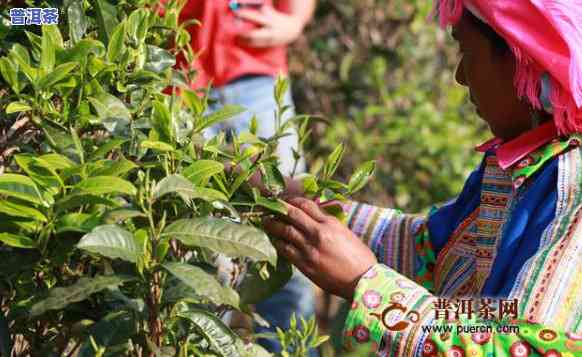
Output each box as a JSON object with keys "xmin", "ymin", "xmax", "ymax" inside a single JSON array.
[{"xmin": 466, "ymin": 10, "xmax": 510, "ymax": 55}]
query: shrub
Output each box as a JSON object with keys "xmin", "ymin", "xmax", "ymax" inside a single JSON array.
[{"xmin": 0, "ymin": 1, "xmax": 368, "ymax": 355}]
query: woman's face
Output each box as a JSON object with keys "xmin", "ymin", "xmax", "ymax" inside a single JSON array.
[{"xmin": 453, "ymin": 13, "xmax": 533, "ymax": 140}]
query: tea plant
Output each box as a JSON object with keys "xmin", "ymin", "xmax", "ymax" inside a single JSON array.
[
  {"xmin": 266, "ymin": 315, "xmax": 329, "ymax": 357},
  {"xmin": 0, "ymin": 1, "xmax": 374, "ymax": 355}
]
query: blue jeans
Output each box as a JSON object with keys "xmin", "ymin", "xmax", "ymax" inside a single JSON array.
[
  {"xmin": 206, "ymin": 76, "xmax": 317, "ymax": 356},
  {"xmin": 205, "ymin": 75, "xmax": 305, "ymax": 175}
]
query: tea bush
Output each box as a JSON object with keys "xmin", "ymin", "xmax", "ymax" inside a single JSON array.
[{"xmin": 0, "ymin": 1, "xmax": 376, "ymax": 355}]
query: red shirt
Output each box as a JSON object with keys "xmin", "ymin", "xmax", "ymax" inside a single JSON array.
[{"xmin": 179, "ymin": 0, "xmax": 288, "ymax": 89}]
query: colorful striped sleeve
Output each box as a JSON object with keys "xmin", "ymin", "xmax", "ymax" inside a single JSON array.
[
  {"xmin": 344, "ymin": 159, "xmax": 485, "ymax": 292},
  {"xmin": 342, "ymin": 264, "xmax": 580, "ymax": 357},
  {"xmin": 345, "ymin": 203, "xmax": 437, "ymax": 291}
]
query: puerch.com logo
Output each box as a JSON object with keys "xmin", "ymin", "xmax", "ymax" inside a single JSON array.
[
  {"xmin": 370, "ymin": 293, "xmax": 421, "ymax": 332},
  {"xmin": 9, "ymin": 7, "xmax": 59, "ymax": 26},
  {"xmin": 370, "ymin": 297, "xmax": 521, "ymax": 335}
]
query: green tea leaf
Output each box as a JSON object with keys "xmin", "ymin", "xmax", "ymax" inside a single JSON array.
[
  {"xmin": 40, "ymin": 26, "xmax": 56, "ymax": 74},
  {"xmin": 9, "ymin": 44, "xmax": 38, "ymax": 84},
  {"xmin": 0, "ymin": 233, "xmax": 36, "ymax": 249},
  {"xmin": 88, "ymin": 93, "xmax": 131, "ymax": 134},
  {"xmin": 163, "ymin": 263, "xmax": 239, "ymax": 307},
  {"xmin": 30, "ymin": 275, "xmax": 132, "ymax": 317},
  {"xmin": 126, "ymin": 9, "xmax": 148, "ymax": 45},
  {"xmin": 15, "ymin": 154, "xmax": 63, "ymax": 193},
  {"xmin": 25, "ymin": 30, "xmax": 43, "ymax": 60},
  {"xmin": 140, "ymin": 140, "xmax": 175, "ymax": 152},
  {"xmin": 56, "ymin": 213, "xmax": 101, "ymax": 233},
  {"xmin": 102, "ymin": 209, "xmax": 145, "ymax": 224},
  {"xmin": 42, "ymin": 24, "xmax": 63, "ymax": 49},
  {"xmin": 59, "ymin": 39, "xmax": 105, "ymax": 64},
  {"xmin": 39, "ymin": 153, "xmax": 75, "ymax": 170},
  {"xmin": 250, "ymin": 116, "xmax": 258, "ymax": 134},
  {"xmin": 0, "ymin": 174, "xmax": 46, "ymax": 206},
  {"xmin": 144, "ymin": 45, "xmax": 175, "ymax": 73},
  {"xmin": 347, "ymin": 160, "xmax": 376, "ymax": 194},
  {"xmin": 318, "ymin": 188, "xmax": 347, "ymax": 204},
  {"xmin": 274, "ymin": 76, "xmax": 290, "ymax": 108},
  {"xmin": 72, "ymin": 128, "xmax": 85, "ymax": 165},
  {"xmin": 153, "ymin": 174, "xmax": 227, "ymax": 203},
  {"xmin": 127, "ymin": 70, "xmax": 161, "ymax": 85},
  {"xmin": 238, "ymin": 132, "xmax": 265, "ymax": 146},
  {"xmin": 78, "ymin": 311, "xmax": 137, "ymax": 357},
  {"xmin": 313, "ymin": 335, "xmax": 330, "ymax": 348},
  {"xmin": 67, "ymin": 0, "xmax": 89, "ymax": 43},
  {"xmin": 77, "ymin": 225, "xmax": 140, "ymax": 262},
  {"xmin": 162, "ymin": 279, "xmax": 199, "ymax": 304},
  {"xmin": 93, "ymin": 0, "xmax": 118, "ymax": 45},
  {"xmin": 178, "ymin": 309, "xmax": 242, "ymax": 357},
  {"xmin": 10, "ymin": 43, "xmax": 30, "ymax": 66},
  {"xmin": 0, "ymin": 201, "xmax": 47, "ymax": 222},
  {"xmin": 0, "ymin": 58, "xmax": 20, "ymax": 94},
  {"xmin": 182, "ymin": 160, "xmax": 224, "ymax": 186},
  {"xmin": 5, "ymin": 101, "xmax": 31, "ymax": 114},
  {"xmin": 181, "ymin": 89, "xmax": 205, "ymax": 116},
  {"xmin": 238, "ymin": 258, "xmax": 293, "ymax": 305},
  {"xmin": 260, "ymin": 161, "xmax": 286, "ymax": 196},
  {"xmin": 38, "ymin": 62, "xmax": 78, "ymax": 90},
  {"xmin": 254, "ymin": 195, "xmax": 288, "ymax": 215},
  {"xmin": 151, "ymin": 100, "xmax": 173, "ymax": 143},
  {"xmin": 322, "ymin": 143, "xmax": 345, "ymax": 180},
  {"xmin": 56, "ymin": 194, "xmax": 118, "ymax": 212},
  {"xmin": 91, "ymin": 159, "xmax": 137, "ymax": 177},
  {"xmin": 73, "ymin": 176, "xmax": 137, "ymax": 196},
  {"xmin": 319, "ymin": 200, "xmax": 347, "ymax": 221},
  {"xmin": 238, "ymin": 145, "xmax": 264, "ymax": 163},
  {"xmin": 299, "ymin": 174, "xmax": 319, "ymax": 196},
  {"xmin": 196, "ymin": 105, "xmax": 245, "ymax": 132},
  {"xmin": 107, "ymin": 21, "xmax": 126, "ymax": 63},
  {"xmin": 92, "ymin": 138, "xmax": 127, "ymax": 159},
  {"xmin": 162, "ymin": 218, "xmax": 277, "ymax": 266},
  {"xmin": 319, "ymin": 179, "xmax": 348, "ymax": 192},
  {"xmin": 228, "ymin": 169, "xmax": 253, "ymax": 198}
]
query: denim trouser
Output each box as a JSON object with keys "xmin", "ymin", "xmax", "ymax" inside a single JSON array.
[
  {"xmin": 205, "ymin": 76, "xmax": 317, "ymax": 356},
  {"xmin": 205, "ymin": 76, "xmax": 305, "ymax": 175}
]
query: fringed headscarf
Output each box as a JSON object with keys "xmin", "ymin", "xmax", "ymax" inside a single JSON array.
[{"xmin": 434, "ymin": 0, "xmax": 582, "ymax": 135}]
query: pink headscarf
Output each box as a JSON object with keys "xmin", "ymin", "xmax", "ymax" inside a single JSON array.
[{"xmin": 435, "ymin": 0, "xmax": 582, "ymax": 135}]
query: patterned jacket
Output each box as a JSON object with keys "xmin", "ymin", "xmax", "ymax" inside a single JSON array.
[{"xmin": 342, "ymin": 122, "xmax": 582, "ymax": 356}]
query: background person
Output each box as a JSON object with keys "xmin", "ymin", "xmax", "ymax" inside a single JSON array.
[
  {"xmin": 176, "ymin": 0, "xmax": 318, "ymax": 354},
  {"xmin": 262, "ymin": 0, "xmax": 582, "ymax": 355}
]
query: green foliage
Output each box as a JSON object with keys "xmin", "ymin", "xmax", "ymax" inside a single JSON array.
[
  {"xmin": 292, "ymin": 0, "xmax": 489, "ymax": 212},
  {"xmin": 0, "ymin": 1, "xmax": 358, "ymax": 356},
  {"xmin": 164, "ymin": 218, "xmax": 278, "ymax": 267},
  {"xmin": 257, "ymin": 314, "xmax": 329, "ymax": 357},
  {"xmin": 178, "ymin": 309, "xmax": 244, "ymax": 357},
  {"xmin": 238, "ymin": 258, "xmax": 293, "ymax": 305},
  {"xmin": 30, "ymin": 275, "xmax": 134, "ymax": 317}
]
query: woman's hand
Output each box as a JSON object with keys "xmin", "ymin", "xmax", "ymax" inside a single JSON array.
[
  {"xmin": 236, "ymin": 6, "xmax": 306, "ymax": 47},
  {"xmin": 264, "ymin": 197, "xmax": 378, "ymax": 300}
]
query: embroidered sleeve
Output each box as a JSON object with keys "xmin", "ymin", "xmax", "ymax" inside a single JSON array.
[
  {"xmin": 345, "ymin": 203, "xmax": 436, "ymax": 291},
  {"xmin": 343, "ymin": 264, "xmax": 580, "ymax": 357},
  {"xmin": 344, "ymin": 159, "xmax": 485, "ymax": 292}
]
